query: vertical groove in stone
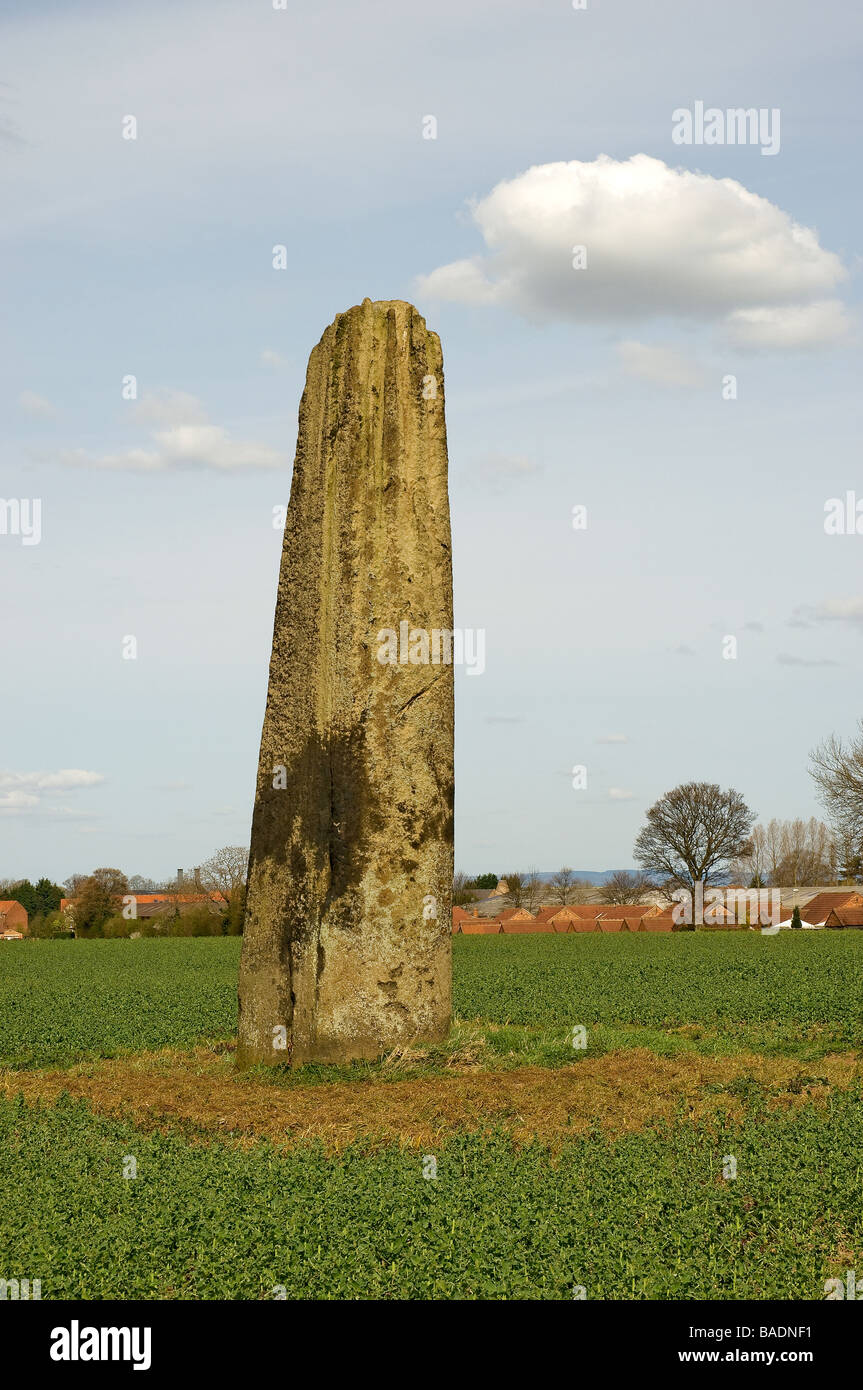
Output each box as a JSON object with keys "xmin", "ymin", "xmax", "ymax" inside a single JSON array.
[{"xmin": 236, "ymin": 299, "xmax": 454, "ymax": 1068}]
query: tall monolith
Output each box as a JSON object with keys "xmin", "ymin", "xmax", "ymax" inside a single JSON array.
[{"xmin": 236, "ymin": 299, "xmax": 454, "ymax": 1068}]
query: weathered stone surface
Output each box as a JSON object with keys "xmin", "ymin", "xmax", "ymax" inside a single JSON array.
[{"xmin": 236, "ymin": 299, "xmax": 454, "ymax": 1068}]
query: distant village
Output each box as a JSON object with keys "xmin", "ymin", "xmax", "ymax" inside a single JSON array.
[
  {"xmin": 3, "ymin": 872, "xmax": 863, "ymax": 940},
  {"xmin": 450, "ymin": 879, "xmax": 863, "ymax": 934}
]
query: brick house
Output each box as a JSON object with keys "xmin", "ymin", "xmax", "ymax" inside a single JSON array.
[{"xmin": 0, "ymin": 900, "xmax": 28, "ymax": 935}]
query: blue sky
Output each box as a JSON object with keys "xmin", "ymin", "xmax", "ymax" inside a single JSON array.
[{"xmin": 1, "ymin": 0, "xmax": 861, "ymax": 882}]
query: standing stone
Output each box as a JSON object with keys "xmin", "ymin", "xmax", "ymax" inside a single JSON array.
[{"xmin": 236, "ymin": 299, "xmax": 454, "ymax": 1068}]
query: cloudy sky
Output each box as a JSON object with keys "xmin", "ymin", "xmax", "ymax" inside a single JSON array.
[{"xmin": 2, "ymin": 0, "xmax": 861, "ymax": 881}]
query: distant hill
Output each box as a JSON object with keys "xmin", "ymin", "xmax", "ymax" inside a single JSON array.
[
  {"xmin": 467, "ymin": 870, "xmax": 640, "ymax": 887},
  {"xmin": 535, "ymin": 869, "xmax": 640, "ymax": 886}
]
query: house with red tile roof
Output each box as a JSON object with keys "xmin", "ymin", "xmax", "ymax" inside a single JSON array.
[
  {"xmin": 638, "ymin": 912, "xmax": 675, "ymax": 932},
  {"xmin": 454, "ymin": 919, "xmax": 504, "ymax": 934},
  {"xmin": 824, "ymin": 907, "xmax": 863, "ymax": 929},
  {"xmin": 0, "ymin": 900, "xmax": 28, "ymax": 936},
  {"xmin": 782, "ymin": 890, "xmax": 863, "ymax": 926},
  {"xmin": 500, "ymin": 917, "xmax": 554, "ymax": 933},
  {"xmin": 497, "ymin": 907, "xmax": 536, "ymax": 924},
  {"xmin": 596, "ymin": 903, "xmax": 658, "ymax": 921},
  {"xmin": 534, "ymin": 905, "xmax": 582, "ymax": 931}
]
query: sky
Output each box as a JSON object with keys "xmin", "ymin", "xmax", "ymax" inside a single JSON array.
[{"xmin": 1, "ymin": 0, "xmax": 862, "ymax": 883}]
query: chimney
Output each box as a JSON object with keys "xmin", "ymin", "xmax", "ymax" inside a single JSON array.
[{"xmin": 177, "ymin": 869, "xmax": 184, "ymax": 888}]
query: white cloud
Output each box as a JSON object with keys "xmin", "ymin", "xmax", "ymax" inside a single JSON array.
[
  {"xmin": 61, "ymin": 392, "xmax": 288, "ymax": 472},
  {"xmin": 19, "ymin": 390, "xmax": 56, "ymax": 417},
  {"xmin": 725, "ymin": 300, "xmax": 851, "ymax": 349},
  {"xmin": 0, "ymin": 769, "xmax": 104, "ymax": 793},
  {"xmin": 608, "ymin": 787, "xmax": 635, "ymax": 800},
  {"xmin": 260, "ymin": 349, "xmax": 292, "ymax": 368},
  {"xmin": 417, "ymin": 155, "xmax": 849, "ymax": 349},
  {"xmin": 791, "ymin": 598, "xmax": 863, "ymax": 628},
  {"xmin": 0, "ymin": 790, "xmax": 40, "ymax": 810},
  {"xmin": 617, "ymin": 340, "xmax": 707, "ymax": 387},
  {"xmin": 596, "ymin": 734, "xmax": 629, "ymax": 744},
  {"xmin": 0, "ymin": 769, "xmax": 104, "ymax": 816}
]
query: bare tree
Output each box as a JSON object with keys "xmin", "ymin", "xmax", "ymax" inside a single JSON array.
[
  {"xmin": 195, "ymin": 846, "xmax": 249, "ymax": 904},
  {"xmin": 810, "ymin": 723, "xmax": 863, "ymax": 852},
  {"xmin": 737, "ymin": 817, "xmax": 837, "ymax": 887},
  {"xmin": 599, "ymin": 869, "xmax": 656, "ymax": 904},
  {"xmin": 730, "ymin": 822, "xmax": 769, "ymax": 886},
  {"xmin": 502, "ymin": 871, "xmax": 525, "ymax": 909},
  {"xmin": 548, "ymin": 866, "xmax": 577, "ymax": 905},
  {"xmin": 772, "ymin": 817, "xmax": 836, "ymax": 887},
  {"xmin": 452, "ymin": 871, "xmax": 473, "ymax": 907},
  {"xmin": 128, "ymin": 874, "xmax": 156, "ymax": 892},
  {"xmin": 634, "ymin": 782, "xmax": 755, "ymax": 889},
  {"xmin": 522, "ymin": 867, "xmax": 543, "ymax": 913},
  {"xmin": 837, "ymin": 832, "xmax": 863, "ymax": 885}
]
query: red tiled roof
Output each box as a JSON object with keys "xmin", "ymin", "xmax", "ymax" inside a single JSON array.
[
  {"xmin": 500, "ymin": 919, "xmax": 554, "ymax": 933},
  {"xmin": 60, "ymin": 891, "xmax": 223, "ymax": 910},
  {"xmin": 640, "ymin": 915, "xmax": 673, "ymax": 932},
  {"xmin": 824, "ymin": 908, "xmax": 863, "ymax": 928},
  {"xmin": 791, "ymin": 891, "xmax": 863, "ymax": 924}
]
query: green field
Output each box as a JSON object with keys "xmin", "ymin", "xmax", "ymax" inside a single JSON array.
[
  {"xmin": 2, "ymin": 933, "xmax": 862, "ymax": 1068},
  {"xmin": 2, "ymin": 935, "xmax": 862, "ymax": 1299}
]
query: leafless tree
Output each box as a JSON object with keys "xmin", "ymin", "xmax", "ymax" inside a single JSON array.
[
  {"xmin": 128, "ymin": 874, "xmax": 156, "ymax": 892},
  {"xmin": 730, "ymin": 822, "xmax": 769, "ymax": 886},
  {"xmin": 452, "ymin": 871, "xmax": 473, "ymax": 906},
  {"xmin": 503, "ymin": 871, "xmax": 525, "ymax": 908},
  {"xmin": 522, "ymin": 867, "xmax": 544, "ymax": 913},
  {"xmin": 810, "ymin": 722, "xmax": 863, "ymax": 852},
  {"xmin": 548, "ymin": 866, "xmax": 578, "ymax": 905},
  {"xmin": 772, "ymin": 818, "xmax": 836, "ymax": 886},
  {"xmin": 195, "ymin": 846, "xmax": 249, "ymax": 904},
  {"xmin": 634, "ymin": 782, "xmax": 754, "ymax": 889},
  {"xmin": 736, "ymin": 818, "xmax": 837, "ymax": 887},
  {"xmin": 599, "ymin": 869, "xmax": 656, "ymax": 904}
]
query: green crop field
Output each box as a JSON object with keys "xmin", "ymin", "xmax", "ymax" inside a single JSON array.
[
  {"xmin": 2, "ymin": 933, "xmax": 862, "ymax": 1069},
  {"xmin": 1, "ymin": 934, "xmax": 862, "ymax": 1299}
]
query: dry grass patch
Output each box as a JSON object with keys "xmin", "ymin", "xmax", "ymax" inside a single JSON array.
[{"xmin": 2, "ymin": 1045, "xmax": 861, "ymax": 1153}]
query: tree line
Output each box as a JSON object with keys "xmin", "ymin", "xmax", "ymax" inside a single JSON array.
[{"xmin": 0, "ymin": 847, "xmax": 249, "ymax": 937}]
